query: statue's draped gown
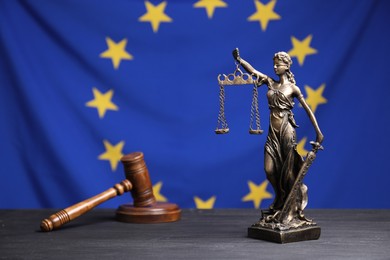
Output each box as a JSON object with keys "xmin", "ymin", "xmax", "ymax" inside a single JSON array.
[{"xmin": 264, "ymin": 83, "xmax": 308, "ymax": 222}]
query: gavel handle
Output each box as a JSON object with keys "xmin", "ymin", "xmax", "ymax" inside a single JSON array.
[{"xmin": 40, "ymin": 179, "xmax": 132, "ymax": 232}]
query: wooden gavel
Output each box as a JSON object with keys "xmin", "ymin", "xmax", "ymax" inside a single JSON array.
[{"xmin": 40, "ymin": 152, "xmax": 181, "ymax": 232}]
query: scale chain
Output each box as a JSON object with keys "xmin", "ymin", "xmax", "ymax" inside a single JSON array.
[
  {"xmin": 249, "ymin": 81, "xmax": 263, "ymax": 134},
  {"xmin": 215, "ymin": 84, "xmax": 229, "ymax": 134}
]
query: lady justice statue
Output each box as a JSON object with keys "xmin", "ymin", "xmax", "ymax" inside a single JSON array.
[{"xmin": 232, "ymin": 48, "xmax": 324, "ymax": 243}]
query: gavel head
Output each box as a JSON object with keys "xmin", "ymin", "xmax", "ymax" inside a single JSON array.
[
  {"xmin": 116, "ymin": 152, "xmax": 181, "ymax": 223},
  {"xmin": 121, "ymin": 152, "xmax": 156, "ymax": 207}
]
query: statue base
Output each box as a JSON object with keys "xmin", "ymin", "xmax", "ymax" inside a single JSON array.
[
  {"xmin": 116, "ymin": 202, "xmax": 181, "ymax": 224},
  {"xmin": 248, "ymin": 224, "xmax": 321, "ymax": 243},
  {"xmin": 247, "ymin": 208, "xmax": 321, "ymax": 243}
]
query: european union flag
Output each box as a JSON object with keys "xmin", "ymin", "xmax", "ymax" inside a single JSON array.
[{"xmin": 1, "ymin": 0, "xmax": 389, "ymax": 210}]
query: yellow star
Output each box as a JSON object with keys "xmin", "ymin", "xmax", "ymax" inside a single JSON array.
[
  {"xmin": 248, "ymin": 0, "xmax": 281, "ymax": 31},
  {"xmin": 99, "ymin": 37, "xmax": 133, "ymax": 69},
  {"xmin": 153, "ymin": 181, "xmax": 168, "ymax": 202},
  {"xmin": 305, "ymin": 84, "xmax": 327, "ymax": 113},
  {"xmin": 98, "ymin": 140, "xmax": 125, "ymax": 171},
  {"xmin": 139, "ymin": 1, "xmax": 172, "ymax": 33},
  {"xmin": 288, "ymin": 35, "xmax": 318, "ymax": 66},
  {"xmin": 242, "ymin": 180, "xmax": 273, "ymax": 209},
  {"xmin": 193, "ymin": 0, "xmax": 228, "ymax": 19},
  {"xmin": 194, "ymin": 196, "xmax": 216, "ymax": 209},
  {"xmin": 86, "ymin": 88, "xmax": 118, "ymax": 119},
  {"xmin": 296, "ymin": 137, "xmax": 309, "ymax": 157}
]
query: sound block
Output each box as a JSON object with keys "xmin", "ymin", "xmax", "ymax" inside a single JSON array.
[
  {"xmin": 248, "ymin": 225, "xmax": 321, "ymax": 244},
  {"xmin": 116, "ymin": 202, "xmax": 181, "ymax": 223}
]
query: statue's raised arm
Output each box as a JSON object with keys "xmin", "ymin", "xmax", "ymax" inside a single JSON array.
[{"xmin": 232, "ymin": 48, "xmax": 269, "ymax": 83}]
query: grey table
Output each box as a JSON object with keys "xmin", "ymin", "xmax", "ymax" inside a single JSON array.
[{"xmin": 1, "ymin": 209, "xmax": 389, "ymax": 259}]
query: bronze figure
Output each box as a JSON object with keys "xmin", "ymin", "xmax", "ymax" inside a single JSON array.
[{"xmin": 229, "ymin": 48, "xmax": 324, "ymax": 243}]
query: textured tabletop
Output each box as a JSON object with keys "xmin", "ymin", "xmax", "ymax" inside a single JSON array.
[{"xmin": 1, "ymin": 209, "xmax": 389, "ymax": 259}]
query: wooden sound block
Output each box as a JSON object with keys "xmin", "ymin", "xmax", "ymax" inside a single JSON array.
[{"xmin": 116, "ymin": 202, "xmax": 181, "ymax": 223}]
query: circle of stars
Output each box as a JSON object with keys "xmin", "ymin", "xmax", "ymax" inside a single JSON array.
[{"xmin": 83, "ymin": 0, "xmax": 328, "ymax": 209}]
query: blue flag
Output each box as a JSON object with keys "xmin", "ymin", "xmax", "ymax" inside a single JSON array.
[{"xmin": 1, "ymin": 0, "xmax": 389, "ymax": 209}]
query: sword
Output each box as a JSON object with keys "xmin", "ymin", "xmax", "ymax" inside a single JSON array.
[{"xmin": 270, "ymin": 141, "xmax": 323, "ymax": 223}]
